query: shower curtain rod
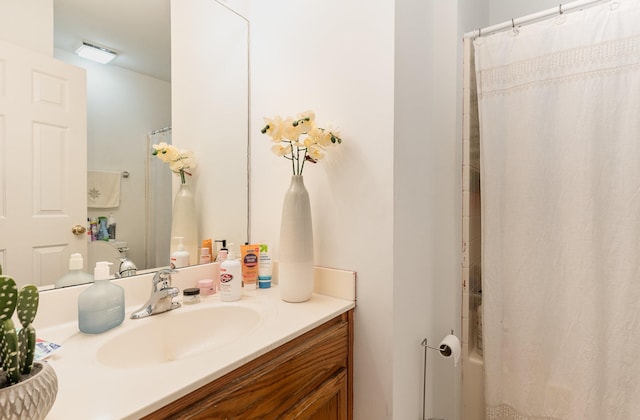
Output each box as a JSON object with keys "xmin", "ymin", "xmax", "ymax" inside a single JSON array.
[{"xmin": 463, "ymin": 0, "xmax": 614, "ymax": 38}]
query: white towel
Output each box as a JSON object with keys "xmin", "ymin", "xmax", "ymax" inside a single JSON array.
[{"xmin": 87, "ymin": 171, "xmax": 121, "ymax": 208}]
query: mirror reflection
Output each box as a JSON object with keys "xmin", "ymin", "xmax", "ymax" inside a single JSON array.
[
  {"xmin": 54, "ymin": 0, "xmax": 172, "ymax": 281},
  {"xmin": 46, "ymin": 0, "xmax": 247, "ymax": 288}
]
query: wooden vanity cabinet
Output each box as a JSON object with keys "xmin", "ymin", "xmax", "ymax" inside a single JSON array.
[{"xmin": 143, "ymin": 310, "xmax": 353, "ymax": 420}]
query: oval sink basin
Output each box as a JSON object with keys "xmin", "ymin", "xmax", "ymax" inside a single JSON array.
[{"xmin": 97, "ymin": 305, "xmax": 261, "ymax": 368}]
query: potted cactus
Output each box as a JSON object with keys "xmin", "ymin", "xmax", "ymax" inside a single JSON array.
[{"xmin": 0, "ymin": 268, "xmax": 58, "ymax": 420}]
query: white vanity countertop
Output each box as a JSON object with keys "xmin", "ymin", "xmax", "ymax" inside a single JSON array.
[{"xmin": 40, "ymin": 265, "xmax": 355, "ymax": 420}]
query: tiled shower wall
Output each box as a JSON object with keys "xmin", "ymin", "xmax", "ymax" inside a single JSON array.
[{"xmin": 461, "ymin": 38, "xmax": 484, "ymax": 420}]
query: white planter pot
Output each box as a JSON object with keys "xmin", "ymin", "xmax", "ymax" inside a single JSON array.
[
  {"xmin": 279, "ymin": 175, "xmax": 314, "ymax": 302},
  {"xmin": 0, "ymin": 362, "xmax": 58, "ymax": 420}
]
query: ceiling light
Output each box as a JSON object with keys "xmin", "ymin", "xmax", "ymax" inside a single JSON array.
[{"xmin": 75, "ymin": 42, "xmax": 118, "ymax": 64}]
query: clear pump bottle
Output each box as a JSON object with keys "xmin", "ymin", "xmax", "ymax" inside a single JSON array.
[{"xmin": 78, "ymin": 261, "xmax": 125, "ymax": 334}]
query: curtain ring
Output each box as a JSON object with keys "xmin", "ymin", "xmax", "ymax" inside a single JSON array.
[{"xmin": 559, "ymin": 4, "xmax": 563, "ymax": 14}]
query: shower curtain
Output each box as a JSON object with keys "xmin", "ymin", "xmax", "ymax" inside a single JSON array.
[{"xmin": 474, "ymin": 1, "xmax": 640, "ymax": 419}]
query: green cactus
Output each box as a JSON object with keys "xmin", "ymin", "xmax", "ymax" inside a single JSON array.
[
  {"xmin": 0, "ymin": 276, "xmax": 41, "ymax": 386},
  {"xmin": 17, "ymin": 285, "xmax": 38, "ymax": 374}
]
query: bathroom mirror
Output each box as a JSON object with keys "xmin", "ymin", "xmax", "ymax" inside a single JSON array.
[{"xmin": 38, "ymin": 0, "xmax": 248, "ymax": 288}]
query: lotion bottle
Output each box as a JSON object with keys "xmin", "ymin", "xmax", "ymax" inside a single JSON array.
[
  {"xmin": 170, "ymin": 237, "xmax": 190, "ymax": 268},
  {"xmin": 220, "ymin": 249, "xmax": 241, "ymax": 301},
  {"xmin": 258, "ymin": 243, "xmax": 272, "ymax": 289},
  {"xmin": 78, "ymin": 261, "xmax": 125, "ymax": 334}
]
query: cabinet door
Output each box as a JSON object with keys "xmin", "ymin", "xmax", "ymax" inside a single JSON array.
[
  {"xmin": 144, "ymin": 311, "xmax": 353, "ymax": 420},
  {"xmin": 283, "ymin": 369, "xmax": 348, "ymax": 420}
]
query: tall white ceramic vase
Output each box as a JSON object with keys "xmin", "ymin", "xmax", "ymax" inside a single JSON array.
[
  {"xmin": 279, "ymin": 175, "xmax": 314, "ymax": 302},
  {"xmin": 170, "ymin": 182, "xmax": 198, "ymax": 265}
]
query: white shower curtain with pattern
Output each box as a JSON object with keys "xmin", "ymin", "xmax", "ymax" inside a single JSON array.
[{"xmin": 475, "ymin": 1, "xmax": 640, "ymax": 419}]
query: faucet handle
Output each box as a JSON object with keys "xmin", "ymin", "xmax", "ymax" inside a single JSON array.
[{"xmin": 152, "ymin": 268, "xmax": 177, "ymax": 291}]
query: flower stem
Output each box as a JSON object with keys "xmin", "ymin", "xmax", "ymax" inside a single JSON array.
[
  {"xmin": 300, "ymin": 150, "xmax": 307, "ymax": 174},
  {"xmin": 180, "ymin": 170, "xmax": 186, "ymax": 184}
]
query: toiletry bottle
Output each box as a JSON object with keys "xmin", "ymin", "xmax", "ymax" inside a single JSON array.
[
  {"xmin": 258, "ymin": 243, "xmax": 272, "ymax": 289},
  {"xmin": 199, "ymin": 247, "xmax": 212, "ymax": 264},
  {"xmin": 220, "ymin": 249, "xmax": 241, "ymax": 302},
  {"xmin": 55, "ymin": 253, "xmax": 94, "ymax": 288},
  {"xmin": 170, "ymin": 237, "xmax": 190, "ymax": 268},
  {"xmin": 78, "ymin": 261, "xmax": 125, "ymax": 334},
  {"xmin": 240, "ymin": 243, "xmax": 259, "ymax": 290},
  {"xmin": 107, "ymin": 213, "xmax": 116, "ymax": 240}
]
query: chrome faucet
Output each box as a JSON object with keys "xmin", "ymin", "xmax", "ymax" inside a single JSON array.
[{"xmin": 130, "ymin": 268, "xmax": 181, "ymax": 319}]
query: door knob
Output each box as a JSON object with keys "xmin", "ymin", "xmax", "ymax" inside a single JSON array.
[{"xmin": 72, "ymin": 225, "xmax": 87, "ymax": 235}]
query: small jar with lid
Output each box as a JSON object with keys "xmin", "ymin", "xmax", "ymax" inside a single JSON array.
[
  {"xmin": 182, "ymin": 287, "xmax": 201, "ymax": 304},
  {"xmin": 198, "ymin": 279, "xmax": 216, "ymax": 296}
]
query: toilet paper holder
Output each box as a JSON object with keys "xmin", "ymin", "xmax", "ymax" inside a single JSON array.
[
  {"xmin": 421, "ymin": 329, "xmax": 456, "ymax": 357},
  {"xmin": 420, "ymin": 330, "xmax": 458, "ymax": 420}
]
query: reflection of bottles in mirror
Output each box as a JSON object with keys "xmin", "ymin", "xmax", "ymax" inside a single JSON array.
[
  {"xmin": 202, "ymin": 239, "xmax": 214, "ymax": 262},
  {"xmin": 214, "ymin": 239, "xmax": 228, "ymax": 262},
  {"xmin": 199, "ymin": 247, "xmax": 212, "ymax": 264},
  {"xmin": 97, "ymin": 217, "xmax": 109, "ymax": 241},
  {"xmin": 107, "ymin": 213, "xmax": 116, "ymax": 240},
  {"xmin": 170, "ymin": 237, "xmax": 191, "ymax": 269},
  {"xmin": 55, "ymin": 253, "xmax": 94, "ymax": 288},
  {"xmin": 90, "ymin": 218, "xmax": 98, "ymax": 241}
]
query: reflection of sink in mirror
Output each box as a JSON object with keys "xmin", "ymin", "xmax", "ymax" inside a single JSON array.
[
  {"xmin": 97, "ymin": 305, "xmax": 261, "ymax": 368},
  {"xmin": 88, "ymin": 240, "xmax": 129, "ymax": 276}
]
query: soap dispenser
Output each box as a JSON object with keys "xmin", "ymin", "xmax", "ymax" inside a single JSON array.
[
  {"xmin": 78, "ymin": 261, "xmax": 125, "ymax": 334},
  {"xmin": 170, "ymin": 236, "xmax": 190, "ymax": 268},
  {"xmin": 54, "ymin": 253, "xmax": 94, "ymax": 288}
]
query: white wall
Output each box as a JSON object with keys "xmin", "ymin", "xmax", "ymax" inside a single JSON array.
[
  {"xmin": 394, "ymin": 3, "xmax": 436, "ymax": 416},
  {"xmin": 394, "ymin": 1, "xmax": 464, "ymax": 418},
  {"xmin": 55, "ymin": 49, "xmax": 171, "ymax": 271},
  {"xmin": 249, "ymin": 0, "xmax": 395, "ymax": 418},
  {"xmin": 0, "ymin": 0, "xmax": 53, "ymax": 56}
]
